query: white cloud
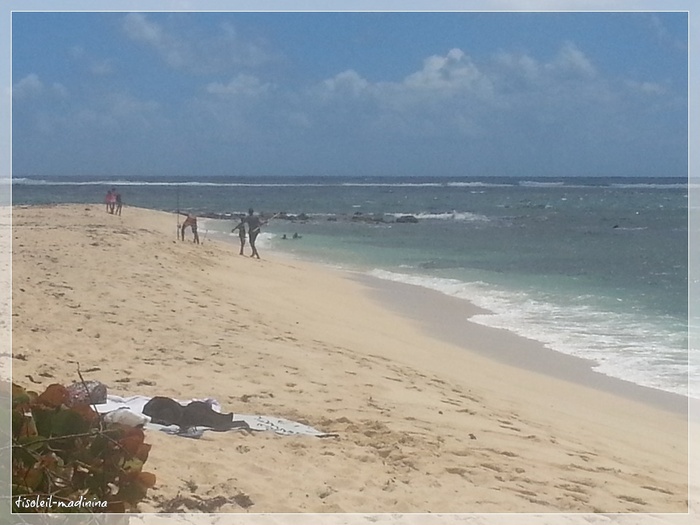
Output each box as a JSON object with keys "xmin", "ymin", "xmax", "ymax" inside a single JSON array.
[
  {"xmin": 107, "ymin": 92, "xmax": 159, "ymax": 118},
  {"xmin": 548, "ymin": 41, "xmax": 597, "ymax": 78},
  {"xmin": 14, "ymin": 29, "xmax": 683, "ymax": 178},
  {"xmin": 626, "ymin": 80, "xmax": 667, "ymax": 95},
  {"xmin": 13, "ymin": 75, "xmax": 66, "ymax": 102},
  {"xmin": 13, "ymin": 74, "xmax": 44, "ymax": 100},
  {"xmin": 51, "ymin": 83, "xmax": 68, "ymax": 98},
  {"xmin": 122, "ymin": 13, "xmax": 165, "ymax": 48},
  {"xmin": 122, "ymin": 13, "xmax": 272, "ymax": 74},
  {"xmin": 318, "ymin": 48, "xmax": 497, "ymax": 106},
  {"xmin": 206, "ymin": 74, "xmax": 272, "ymax": 97},
  {"xmin": 322, "ymin": 70, "xmax": 369, "ymax": 97},
  {"xmin": 122, "ymin": 13, "xmax": 185, "ymax": 69},
  {"xmin": 70, "ymin": 46, "xmax": 85, "ymax": 59},
  {"xmin": 69, "ymin": 45, "xmax": 115, "ymax": 77},
  {"xmin": 306, "ymin": 41, "xmax": 673, "ymax": 144},
  {"xmin": 494, "ymin": 51, "xmax": 540, "ymax": 79},
  {"xmin": 648, "ymin": 13, "xmax": 687, "ymax": 52},
  {"xmin": 309, "ymin": 49, "xmax": 502, "ymax": 138},
  {"xmin": 90, "ymin": 59, "xmax": 115, "ymax": 76},
  {"xmin": 69, "ymin": 92, "xmax": 161, "ymax": 133},
  {"xmin": 287, "ymin": 111, "xmax": 311, "ymax": 129},
  {"xmin": 403, "ymin": 48, "xmax": 492, "ymax": 94},
  {"xmin": 493, "ymin": 43, "xmax": 598, "ymax": 91}
]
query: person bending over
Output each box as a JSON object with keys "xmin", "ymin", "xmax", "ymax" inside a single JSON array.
[{"xmin": 179, "ymin": 212, "xmax": 200, "ymax": 244}]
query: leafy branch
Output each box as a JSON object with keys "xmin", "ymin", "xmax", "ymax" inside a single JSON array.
[{"xmin": 12, "ymin": 382, "xmax": 156, "ymax": 513}]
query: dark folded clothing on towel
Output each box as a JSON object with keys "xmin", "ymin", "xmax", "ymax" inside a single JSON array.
[{"xmin": 143, "ymin": 396, "xmax": 249, "ymax": 431}]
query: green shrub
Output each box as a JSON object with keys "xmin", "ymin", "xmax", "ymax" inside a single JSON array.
[{"xmin": 12, "ymin": 383, "xmax": 156, "ymax": 513}]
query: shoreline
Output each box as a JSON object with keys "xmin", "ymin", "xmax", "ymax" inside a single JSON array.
[
  {"xmin": 203, "ymin": 215, "xmax": 690, "ymax": 413},
  {"xmin": 8, "ymin": 204, "xmax": 691, "ymax": 514},
  {"xmin": 240, "ymin": 225, "xmax": 689, "ymax": 416},
  {"xmin": 352, "ymin": 273, "xmax": 690, "ymax": 416}
]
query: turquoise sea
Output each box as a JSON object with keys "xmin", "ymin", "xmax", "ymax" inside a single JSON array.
[{"xmin": 10, "ymin": 175, "xmax": 693, "ymax": 399}]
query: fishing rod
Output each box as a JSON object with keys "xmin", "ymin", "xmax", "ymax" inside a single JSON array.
[
  {"xmin": 176, "ymin": 186, "xmax": 181, "ymax": 239},
  {"xmin": 252, "ymin": 212, "xmax": 282, "ymax": 233}
]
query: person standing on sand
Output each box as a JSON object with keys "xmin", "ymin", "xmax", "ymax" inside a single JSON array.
[
  {"xmin": 105, "ymin": 189, "xmax": 114, "ymax": 213},
  {"xmin": 115, "ymin": 191, "xmax": 123, "ymax": 216},
  {"xmin": 231, "ymin": 214, "xmax": 247, "ymax": 256},
  {"xmin": 178, "ymin": 211, "xmax": 200, "ymax": 244},
  {"xmin": 242, "ymin": 208, "xmax": 262, "ymax": 259},
  {"xmin": 108, "ymin": 188, "xmax": 117, "ymax": 214}
]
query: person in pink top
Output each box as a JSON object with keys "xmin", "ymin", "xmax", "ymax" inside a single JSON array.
[
  {"xmin": 104, "ymin": 189, "xmax": 113, "ymax": 213},
  {"xmin": 105, "ymin": 188, "xmax": 117, "ymax": 214}
]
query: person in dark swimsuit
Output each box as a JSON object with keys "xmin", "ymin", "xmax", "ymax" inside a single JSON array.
[
  {"xmin": 115, "ymin": 192, "xmax": 123, "ymax": 216},
  {"xmin": 244, "ymin": 209, "xmax": 261, "ymax": 259}
]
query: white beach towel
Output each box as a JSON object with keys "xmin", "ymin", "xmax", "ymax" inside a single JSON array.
[{"xmin": 94, "ymin": 395, "xmax": 334, "ymax": 438}]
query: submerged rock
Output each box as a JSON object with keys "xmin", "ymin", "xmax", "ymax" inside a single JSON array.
[{"xmin": 351, "ymin": 212, "xmax": 386, "ymax": 224}]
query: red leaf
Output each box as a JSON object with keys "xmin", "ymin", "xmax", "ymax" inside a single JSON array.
[
  {"xmin": 70, "ymin": 403, "xmax": 99, "ymax": 423},
  {"xmin": 119, "ymin": 432, "xmax": 144, "ymax": 456},
  {"xmin": 35, "ymin": 384, "xmax": 69, "ymax": 408},
  {"xmin": 137, "ymin": 471, "xmax": 156, "ymax": 488},
  {"xmin": 135, "ymin": 443, "xmax": 151, "ymax": 462}
]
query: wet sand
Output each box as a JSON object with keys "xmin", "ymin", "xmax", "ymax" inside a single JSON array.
[{"xmin": 355, "ymin": 274, "xmax": 689, "ymax": 415}]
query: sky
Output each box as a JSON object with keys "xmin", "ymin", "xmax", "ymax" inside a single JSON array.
[{"xmin": 8, "ymin": 6, "xmax": 691, "ymax": 178}]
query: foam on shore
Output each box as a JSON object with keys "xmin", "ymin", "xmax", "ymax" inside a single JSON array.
[{"xmin": 354, "ymin": 272, "xmax": 689, "ymax": 415}]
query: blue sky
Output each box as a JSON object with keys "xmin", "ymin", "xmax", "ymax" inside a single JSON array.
[{"xmin": 9, "ymin": 8, "xmax": 690, "ymax": 178}]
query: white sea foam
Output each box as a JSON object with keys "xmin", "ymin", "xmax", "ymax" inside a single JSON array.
[
  {"xmin": 446, "ymin": 181, "xmax": 512, "ymax": 188},
  {"xmin": 12, "ymin": 179, "xmax": 322, "ymax": 188},
  {"xmin": 520, "ymin": 180, "xmax": 568, "ymax": 188},
  {"xmin": 9, "ymin": 178, "xmax": 462, "ymax": 189},
  {"xmin": 11, "ymin": 177, "xmax": 688, "ymax": 191},
  {"xmin": 387, "ymin": 211, "xmax": 490, "ymax": 222},
  {"xmin": 341, "ymin": 182, "xmax": 443, "ymax": 187},
  {"xmin": 367, "ymin": 269, "xmax": 693, "ymax": 399},
  {"xmin": 611, "ymin": 183, "xmax": 689, "ymax": 189}
]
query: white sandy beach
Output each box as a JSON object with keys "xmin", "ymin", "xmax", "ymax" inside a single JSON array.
[{"xmin": 7, "ymin": 204, "xmax": 697, "ymax": 520}]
